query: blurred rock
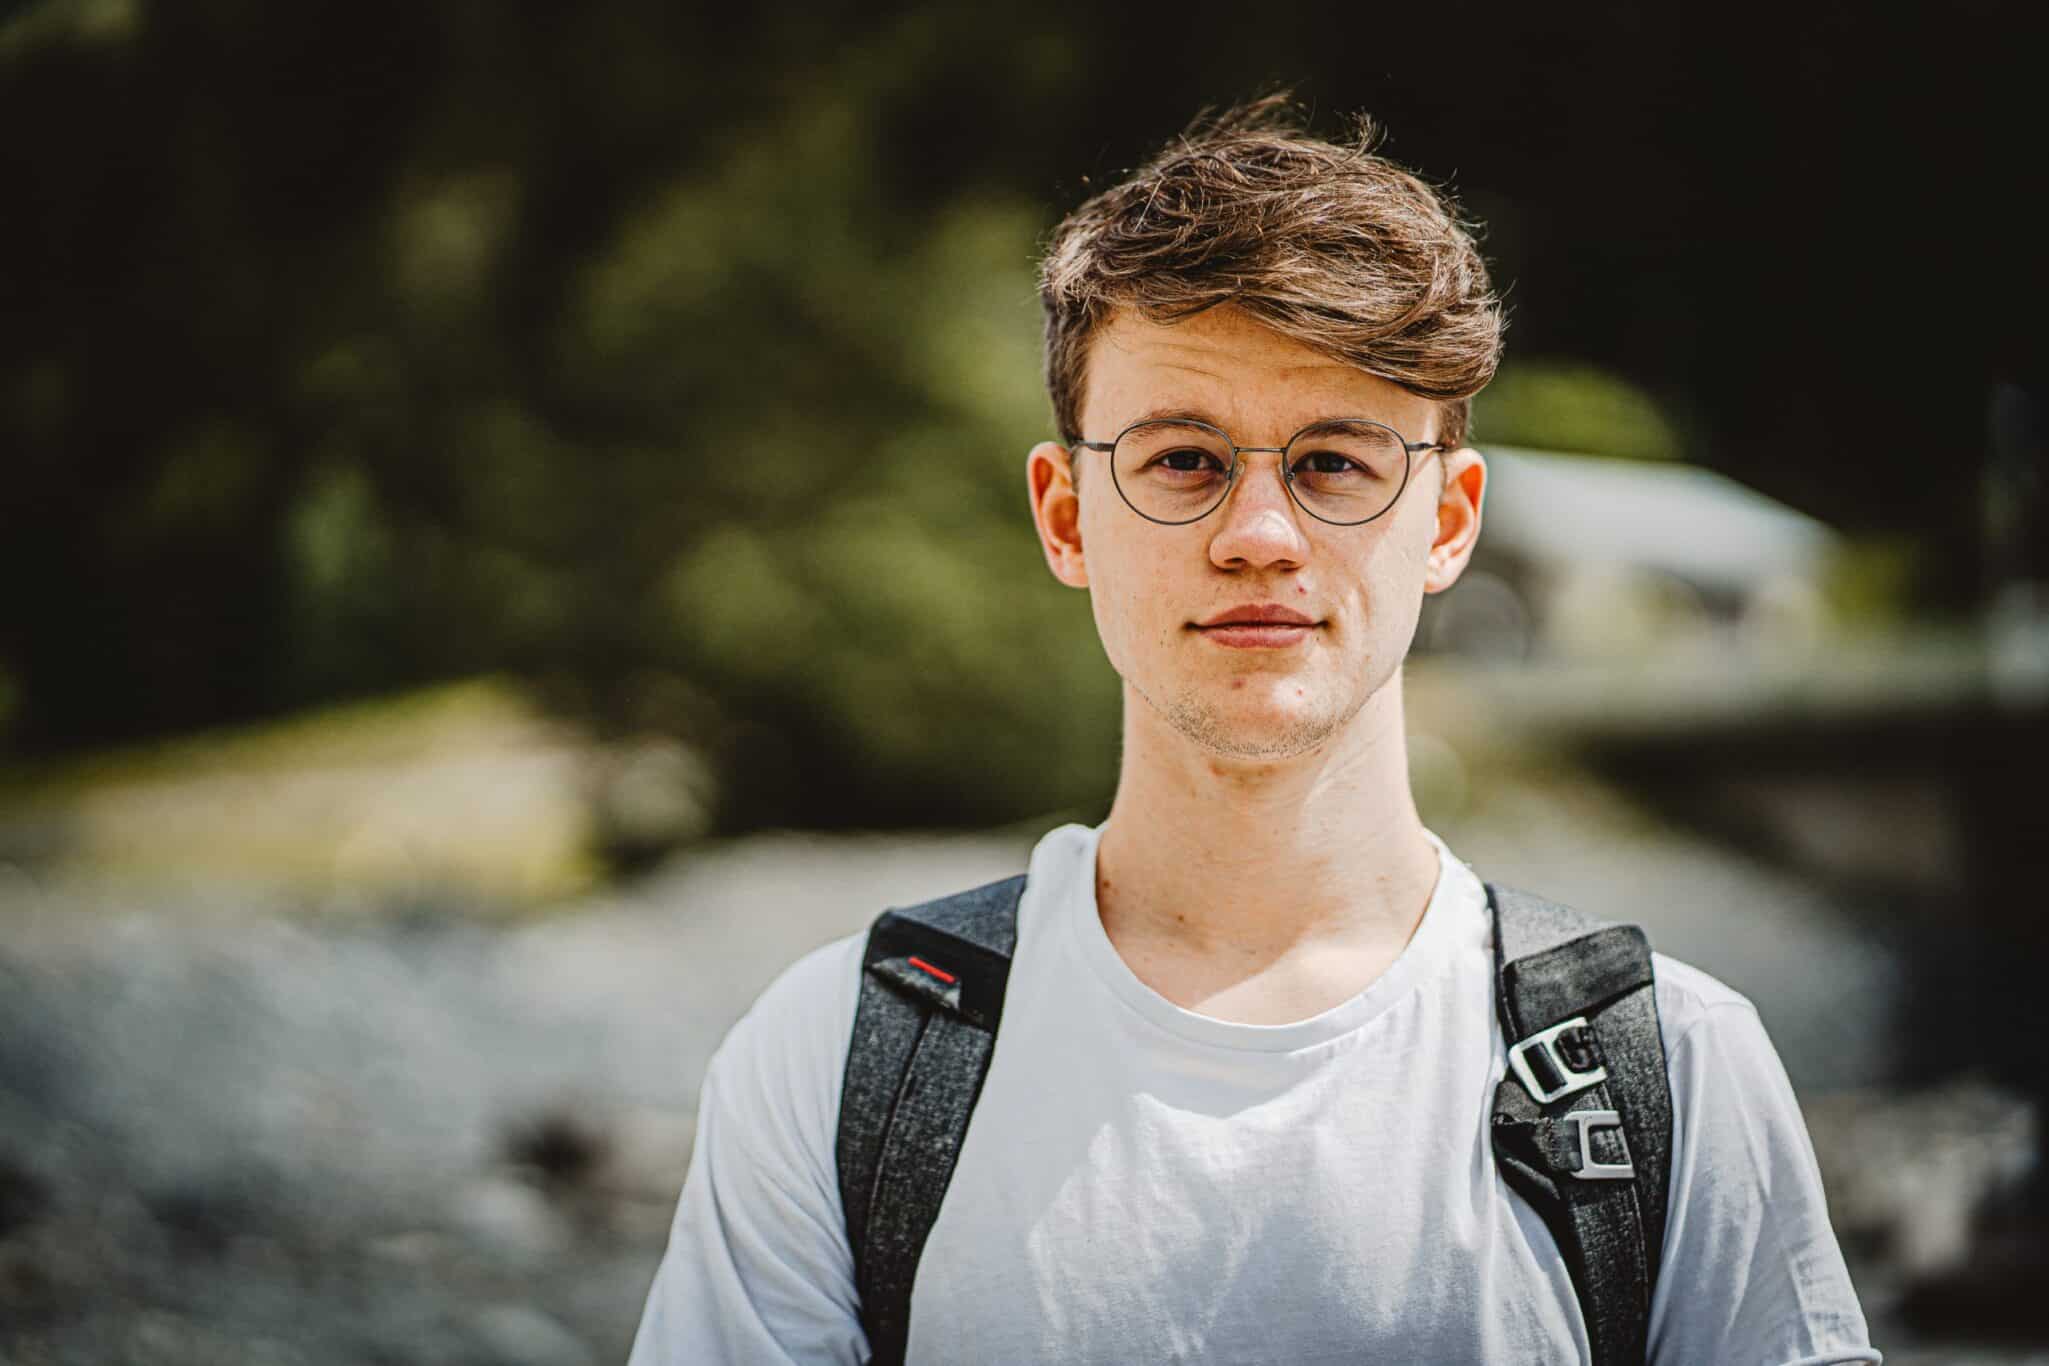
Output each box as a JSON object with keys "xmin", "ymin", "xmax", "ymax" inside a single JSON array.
[
  {"xmin": 1804, "ymin": 1080, "xmax": 2049, "ymax": 1346},
  {"xmin": 0, "ymin": 681, "xmax": 605, "ymax": 906},
  {"xmin": 503, "ymin": 1104, "xmax": 613, "ymax": 1191},
  {"xmin": 448, "ymin": 1176, "xmax": 568, "ymax": 1263},
  {"xmin": 588, "ymin": 737, "xmax": 716, "ymax": 874},
  {"xmin": 1805, "ymin": 1079, "xmax": 2038, "ymax": 1287},
  {"xmin": 601, "ymin": 1105, "xmax": 696, "ymax": 1203},
  {"xmin": 0, "ymin": 1152, "xmax": 50, "ymax": 1237},
  {"xmin": 470, "ymin": 1305, "xmax": 596, "ymax": 1366},
  {"xmin": 1, "ymin": 816, "xmax": 2032, "ymax": 1359}
]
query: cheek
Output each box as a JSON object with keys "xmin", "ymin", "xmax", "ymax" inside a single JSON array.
[
  {"xmin": 1380, "ymin": 491, "xmax": 1440, "ymax": 578},
  {"xmin": 1339, "ymin": 505, "xmax": 1435, "ymax": 628},
  {"xmin": 1083, "ymin": 522, "xmax": 1195, "ymax": 663},
  {"xmin": 1079, "ymin": 507, "xmax": 1146, "ymax": 664}
]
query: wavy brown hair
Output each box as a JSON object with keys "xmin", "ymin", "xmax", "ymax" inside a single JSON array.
[{"xmin": 1039, "ymin": 96, "xmax": 1504, "ymax": 459}]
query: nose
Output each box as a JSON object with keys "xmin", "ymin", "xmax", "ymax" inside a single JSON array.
[{"xmin": 1206, "ymin": 451, "xmax": 1309, "ymax": 571}]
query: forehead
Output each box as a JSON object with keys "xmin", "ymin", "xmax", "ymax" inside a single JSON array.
[{"xmin": 1082, "ymin": 304, "xmax": 1438, "ymax": 442}]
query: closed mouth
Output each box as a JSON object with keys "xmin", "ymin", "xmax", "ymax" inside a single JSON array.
[{"xmin": 1196, "ymin": 603, "xmax": 1319, "ymax": 629}]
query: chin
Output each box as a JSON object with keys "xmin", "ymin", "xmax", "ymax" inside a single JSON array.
[{"xmin": 1163, "ymin": 684, "xmax": 1348, "ymax": 761}]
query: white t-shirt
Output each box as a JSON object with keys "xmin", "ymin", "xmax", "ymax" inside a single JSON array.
[{"xmin": 630, "ymin": 822, "xmax": 1880, "ymax": 1365}]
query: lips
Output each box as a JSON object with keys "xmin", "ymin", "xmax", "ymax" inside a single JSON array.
[
  {"xmin": 1192, "ymin": 603, "xmax": 1321, "ymax": 649},
  {"xmin": 1196, "ymin": 603, "xmax": 1318, "ymax": 628}
]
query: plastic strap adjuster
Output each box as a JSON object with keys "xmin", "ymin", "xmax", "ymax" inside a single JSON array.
[
  {"xmin": 1565, "ymin": 1108, "xmax": 1636, "ymax": 1180},
  {"xmin": 1508, "ymin": 1015, "xmax": 1608, "ymax": 1105}
]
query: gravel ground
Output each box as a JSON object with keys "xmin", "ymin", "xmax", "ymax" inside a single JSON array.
[{"xmin": 0, "ymin": 788, "xmax": 2038, "ymax": 1363}]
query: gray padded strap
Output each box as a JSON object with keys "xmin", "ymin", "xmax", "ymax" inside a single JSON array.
[
  {"xmin": 1493, "ymin": 882, "xmax": 1606, "ymax": 960},
  {"xmin": 837, "ymin": 874, "xmax": 1026, "ymax": 1366},
  {"xmin": 856, "ymin": 1012, "xmax": 998, "ymax": 1362},
  {"xmin": 1488, "ymin": 883, "xmax": 1672, "ymax": 1366}
]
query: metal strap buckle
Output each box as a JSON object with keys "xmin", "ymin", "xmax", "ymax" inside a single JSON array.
[
  {"xmin": 1507, "ymin": 1015, "xmax": 1608, "ymax": 1105},
  {"xmin": 1564, "ymin": 1108, "xmax": 1635, "ymax": 1180}
]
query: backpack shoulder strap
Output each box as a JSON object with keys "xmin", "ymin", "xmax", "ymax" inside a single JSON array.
[
  {"xmin": 1486, "ymin": 882, "xmax": 1673, "ymax": 1366},
  {"xmin": 835, "ymin": 873, "xmax": 1026, "ymax": 1366}
]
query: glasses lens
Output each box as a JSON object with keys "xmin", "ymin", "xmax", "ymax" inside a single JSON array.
[
  {"xmin": 1283, "ymin": 420, "xmax": 1409, "ymax": 524},
  {"xmin": 1111, "ymin": 420, "xmax": 1235, "ymax": 523}
]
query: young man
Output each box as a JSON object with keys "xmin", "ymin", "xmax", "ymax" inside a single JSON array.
[{"xmin": 629, "ymin": 101, "xmax": 1878, "ymax": 1364}]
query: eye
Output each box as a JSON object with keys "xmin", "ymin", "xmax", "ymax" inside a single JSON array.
[
  {"xmin": 1151, "ymin": 447, "xmax": 1226, "ymax": 473},
  {"xmin": 1292, "ymin": 449, "xmax": 1365, "ymax": 477}
]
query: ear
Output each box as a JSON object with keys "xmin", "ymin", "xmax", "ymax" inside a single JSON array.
[
  {"xmin": 1027, "ymin": 440, "xmax": 1089, "ymax": 589},
  {"xmin": 1423, "ymin": 447, "xmax": 1486, "ymax": 595}
]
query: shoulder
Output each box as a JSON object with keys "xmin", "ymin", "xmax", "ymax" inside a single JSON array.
[
  {"xmin": 1644, "ymin": 948, "xmax": 1830, "ymax": 1220},
  {"xmin": 705, "ymin": 927, "xmax": 869, "ymax": 1143},
  {"xmin": 1638, "ymin": 955, "xmax": 1878, "ymax": 1357},
  {"xmin": 1647, "ymin": 948, "xmax": 1801, "ymax": 1110},
  {"xmin": 1650, "ymin": 949, "xmax": 1761, "ymax": 1050},
  {"xmin": 633, "ymin": 928, "xmax": 875, "ymax": 1362},
  {"xmin": 747, "ymin": 926, "xmax": 869, "ymax": 1039}
]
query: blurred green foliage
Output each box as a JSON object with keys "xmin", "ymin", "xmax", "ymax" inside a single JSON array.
[
  {"xmin": 318, "ymin": 48, "xmax": 1125, "ymax": 828},
  {"xmin": 3, "ymin": 0, "xmax": 2032, "ymax": 834},
  {"xmin": 1821, "ymin": 537, "xmax": 1927, "ymax": 630},
  {"xmin": 0, "ymin": 4, "xmax": 1121, "ymax": 830},
  {"xmin": 1475, "ymin": 362, "xmax": 1683, "ymax": 462}
]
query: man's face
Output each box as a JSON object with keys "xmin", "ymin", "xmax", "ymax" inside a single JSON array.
[{"xmin": 1028, "ymin": 304, "xmax": 1486, "ymax": 761}]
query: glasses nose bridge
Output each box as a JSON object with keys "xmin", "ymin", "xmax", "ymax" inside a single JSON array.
[{"xmin": 1217, "ymin": 442, "xmax": 1297, "ymax": 515}]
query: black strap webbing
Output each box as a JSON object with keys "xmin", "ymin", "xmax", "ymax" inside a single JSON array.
[
  {"xmin": 835, "ymin": 874, "xmax": 1025, "ymax": 1366},
  {"xmin": 1487, "ymin": 883, "xmax": 1673, "ymax": 1366}
]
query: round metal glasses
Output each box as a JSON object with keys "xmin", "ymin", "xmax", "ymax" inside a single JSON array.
[{"xmin": 1073, "ymin": 416, "xmax": 1444, "ymax": 527}]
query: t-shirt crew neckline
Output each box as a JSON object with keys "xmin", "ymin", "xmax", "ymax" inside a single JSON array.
[{"xmin": 1059, "ymin": 821, "xmax": 1470, "ymax": 1055}]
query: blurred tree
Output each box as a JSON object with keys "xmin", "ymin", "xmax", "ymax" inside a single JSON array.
[
  {"xmin": 2, "ymin": 0, "xmax": 2040, "ymax": 831},
  {"xmin": 1475, "ymin": 361, "xmax": 1684, "ymax": 462}
]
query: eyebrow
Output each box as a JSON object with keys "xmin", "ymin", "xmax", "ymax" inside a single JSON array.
[
  {"xmin": 1129, "ymin": 405, "xmax": 1228, "ymax": 427},
  {"xmin": 1121, "ymin": 408, "xmax": 1404, "ymax": 438}
]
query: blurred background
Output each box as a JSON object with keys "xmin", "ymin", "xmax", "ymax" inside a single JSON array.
[{"xmin": 2, "ymin": 1, "xmax": 2046, "ymax": 1361}]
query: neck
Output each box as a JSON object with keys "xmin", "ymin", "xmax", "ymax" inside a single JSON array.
[{"xmin": 1096, "ymin": 665, "xmax": 1439, "ymax": 959}]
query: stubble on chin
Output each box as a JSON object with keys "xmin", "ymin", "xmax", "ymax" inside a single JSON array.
[{"xmin": 1137, "ymin": 673, "xmax": 1369, "ymax": 762}]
